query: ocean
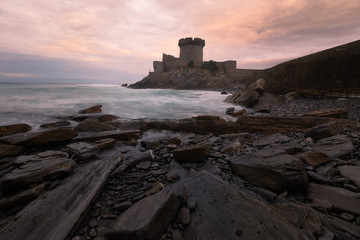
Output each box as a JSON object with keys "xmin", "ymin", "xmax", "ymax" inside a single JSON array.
[{"xmin": 0, "ymin": 82, "xmax": 239, "ymax": 128}]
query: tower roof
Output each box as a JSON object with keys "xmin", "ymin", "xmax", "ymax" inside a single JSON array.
[{"xmin": 178, "ymin": 37, "xmax": 205, "ymax": 47}]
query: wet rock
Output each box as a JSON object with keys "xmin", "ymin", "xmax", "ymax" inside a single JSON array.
[
  {"xmin": 98, "ymin": 114, "xmax": 119, "ymax": 122},
  {"xmin": 75, "ymin": 130, "xmax": 142, "ymax": 142},
  {"xmin": 0, "ymin": 157, "xmax": 76, "ymax": 192},
  {"xmin": 299, "ymin": 151, "xmax": 331, "ymax": 166},
  {"xmin": 298, "ymin": 108, "xmax": 348, "ymax": 119},
  {"xmin": 235, "ymin": 116, "xmax": 338, "ymax": 134},
  {"xmin": 338, "ymin": 166, "xmax": 360, "ymax": 189},
  {"xmin": 148, "ymin": 116, "xmax": 241, "ymax": 135},
  {"xmin": 40, "ymin": 120, "xmax": 71, "ymax": 129},
  {"xmin": 306, "ymin": 183, "xmax": 360, "ymax": 215},
  {"xmin": 0, "ymin": 143, "xmax": 23, "ymax": 157},
  {"xmin": 226, "ymin": 107, "xmax": 235, "ymax": 115},
  {"xmin": 145, "ymin": 182, "xmax": 165, "ymax": 196},
  {"xmin": 232, "ymin": 109, "xmax": 247, "ymax": 117},
  {"xmin": 313, "ymin": 135, "xmax": 354, "ymax": 159},
  {"xmin": 0, "ymin": 127, "xmax": 78, "ymax": 147},
  {"xmin": 125, "ymin": 150, "xmax": 154, "ymax": 168},
  {"xmin": 65, "ymin": 142, "xmax": 100, "ymax": 160},
  {"xmin": 304, "ymin": 121, "xmax": 344, "ymax": 141},
  {"xmin": 94, "ymin": 138, "xmax": 116, "ymax": 149},
  {"xmin": 74, "ymin": 118, "xmax": 116, "ymax": 132},
  {"xmin": 0, "ymin": 123, "xmax": 31, "ymax": 137},
  {"xmin": 181, "ymin": 171, "xmax": 309, "ymax": 240},
  {"xmin": 173, "ymin": 145, "xmax": 211, "ymax": 163},
  {"xmin": 224, "ymin": 78, "xmax": 265, "ymax": 107},
  {"xmin": 229, "ymin": 154, "xmax": 308, "ymax": 191},
  {"xmin": 106, "ymin": 190, "xmax": 179, "ymax": 240},
  {"xmin": 220, "ymin": 139, "xmax": 242, "ymax": 154},
  {"xmin": 78, "ymin": 105, "xmax": 102, "ymax": 114}
]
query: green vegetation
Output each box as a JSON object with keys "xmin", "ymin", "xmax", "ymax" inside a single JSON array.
[
  {"xmin": 187, "ymin": 61, "xmax": 195, "ymax": 68},
  {"xmin": 201, "ymin": 60, "xmax": 219, "ymax": 73}
]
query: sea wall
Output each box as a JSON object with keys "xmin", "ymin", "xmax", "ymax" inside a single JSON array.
[{"xmin": 248, "ymin": 39, "xmax": 360, "ymax": 96}]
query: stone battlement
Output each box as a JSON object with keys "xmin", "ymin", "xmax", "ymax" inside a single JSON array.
[{"xmin": 178, "ymin": 37, "xmax": 205, "ymax": 47}]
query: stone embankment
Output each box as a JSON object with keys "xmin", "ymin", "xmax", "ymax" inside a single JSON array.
[{"xmin": 0, "ymin": 103, "xmax": 360, "ymax": 240}]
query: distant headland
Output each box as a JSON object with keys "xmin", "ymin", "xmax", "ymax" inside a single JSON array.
[{"xmin": 130, "ymin": 37, "xmax": 360, "ymax": 97}]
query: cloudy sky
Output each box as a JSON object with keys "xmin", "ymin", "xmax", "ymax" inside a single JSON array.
[{"xmin": 0, "ymin": 0, "xmax": 359, "ymax": 84}]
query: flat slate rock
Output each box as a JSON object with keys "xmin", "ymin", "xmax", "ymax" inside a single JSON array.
[
  {"xmin": 0, "ymin": 127, "xmax": 78, "ymax": 147},
  {"xmin": 0, "ymin": 123, "xmax": 31, "ymax": 137},
  {"xmin": 180, "ymin": 171, "xmax": 309, "ymax": 240},
  {"xmin": 229, "ymin": 154, "xmax": 308, "ymax": 191},
  {"xmin": 65, "ymin": 142, "xmax": 100, "ymax": 160},
  {"xmin": 313, "ymin": 135, "xmax": 354, "ymax": 159},
  {"xmin": 0, "ymin": 151, "xmax": 122, "ymax": 240},
  {"xmin": 106, "ymin": 189, "xmax": 179, "ymax": 240},
  {"xmin": 0, "ymin": 143, "xmax": 23, "ymax": 157},
  {"xmin": 75, "ymin": 130, "xmax": 142, "ymax": 141},
  {"xmin": 0, "ymin": 157, "xmax": 76, "ymax": 191},
  {"xmin": 306, "ymin": 183, "xmax": 360, "ymax": 215},
  {"xmin": 338, "ymin": 166, "xmax": 360, "ymax": 189}
]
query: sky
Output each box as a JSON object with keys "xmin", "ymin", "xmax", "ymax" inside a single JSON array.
[{"xmin": 0, "ymin": 0, "xmax": 359, "ymax": 84}]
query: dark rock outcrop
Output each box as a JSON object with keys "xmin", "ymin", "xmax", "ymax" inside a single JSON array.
[
  {"xmin": 229, "ymin": 154, "xmax": 308, "ymax": 191},
  {"xmin": 0, "ymin": 123, "xmax": 31, "ymax": 137},
  {"xmin": 106, "ymin": 190, "xmax": 179, "ymax": 240},
  {"xmin": 0, "ymin": 127, "xmax": 78, "ymax": 147},
  {"xmin": 78, "ymin": 105, "xmax": 102, "ymax": 114}
]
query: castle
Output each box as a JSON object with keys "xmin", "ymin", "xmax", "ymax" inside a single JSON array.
[{"xmin": 152, "ymin": 37, "xmax": 237, "ymax": 76}]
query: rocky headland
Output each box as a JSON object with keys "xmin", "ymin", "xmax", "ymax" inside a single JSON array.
[{"xmin": 1, "ymin": 99, "xmax": 360, "ymax": 240}]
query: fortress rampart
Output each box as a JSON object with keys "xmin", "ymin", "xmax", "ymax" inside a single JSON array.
[{"xmin": 152, "ymin": 37, "xmax": 237, "ymax": 76}]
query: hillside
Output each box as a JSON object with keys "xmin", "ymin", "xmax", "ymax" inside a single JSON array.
[{"xmin": 249, "ymin": 39, "xmax": 360, "ymax": 96}]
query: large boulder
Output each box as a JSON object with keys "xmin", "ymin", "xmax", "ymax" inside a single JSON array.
[
  {"xmin": 304, "ymin": 121, "xmax": 345, "ymax": 141},
  {"xmin": 106, "ymin": 190, "xmax": 179, "ymax": 240},
  {"xmin": 313, "ymin": 135, "xmax": 354, "ymax": 159},
  {"xmin": 229, "ymin": 154, "xmax": 308, "ymax": 191},
  {"xmin": 0, "ymin": 128, "xmax": 78, "ymax": 147},
  {"xmin": 173, "ymin": 145, "xmax": 211, "ymax": 163},
  {"xmin": 180, "ymin": 171, "xmax": 309, "ymax": 240},
  {"xmin": 0, "ymin": 123, "xmax": 31, "ymax": 137},
  {"xmin": 224, "ymin": 78, "xmax": 266, "ymax": 107}
]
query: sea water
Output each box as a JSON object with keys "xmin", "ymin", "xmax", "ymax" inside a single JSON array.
[{"xmin": 0, "ymin": 82, "xmax": 239, "ymax": 128}]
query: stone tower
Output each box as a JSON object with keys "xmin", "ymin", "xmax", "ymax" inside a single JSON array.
[{"xmin": 178, "ymin": 37, "xmax": 205, "ymax": 62}]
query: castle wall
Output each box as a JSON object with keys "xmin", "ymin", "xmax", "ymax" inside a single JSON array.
[
  {"xmin": 214, "ymin": 61, "xmax": 237, "ymax": 76},
  {"xmin": 153, "ymin": 61, "xmax": 164, "ymax": 73}
]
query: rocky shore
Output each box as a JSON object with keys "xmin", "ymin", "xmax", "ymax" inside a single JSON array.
[{"xmin": 1, "ymin": 99, "xmax": 360, "ymax": 240}]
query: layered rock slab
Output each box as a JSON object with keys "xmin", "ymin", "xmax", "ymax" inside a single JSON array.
[
  {"xmin": 306, "ymin": 183, "xmax": 360, "ymax": 215},
  {"xmin": 229, "ymin": 154, "xmax": 308, "ymax": 191},
  {"xmin": 0, "ymin": 127, "xmax": 78, "ymax": 146},
  {"xmin": 0, "ymin": 151, "xmax": 122, "ymax": 240},
  {"xmin": 106, "ymin": 190, "xmax": 179, "ymax": 240},
  {"xmin": 180, "ymin": 171, "xmax": 309, "ymax": 240}
]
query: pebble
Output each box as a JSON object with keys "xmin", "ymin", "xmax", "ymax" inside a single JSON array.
[
  {"xmin": 339, "ymin": 212, "xmax": 355, "ymax": 221},
  {"xmin": 186, "ymin": 197, "xmax": 197, "ymax": 210},
  {"xmin": 177, "ymin": 207, "xmax": 191, "ymax": 226},
  {"xmin": 172, "ymin": 229, "xmax": 183, "ymax": 240},
  {"xmin": 89, "ymin": 220, "xmax": 98, "ymax": 228},
  {"xmin": 89, "ymin": 228, "xmax": 97, "ymax": 237}
]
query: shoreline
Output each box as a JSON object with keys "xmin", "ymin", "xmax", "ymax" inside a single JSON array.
[{"xmin": 1, "ymin": 102, "xmax": 360, "ymax": 239}]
